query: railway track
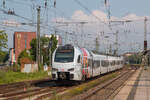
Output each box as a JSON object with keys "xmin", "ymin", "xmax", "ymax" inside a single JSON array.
[
  {"xmin": 0, "ymin": 78, "xmax": 56, "ymax": 100},
  {"xmin": 0, "ymin": 78, "xmax": 74, "ymax": 100},
  {"xmin": 4, "ymin": 86, "xmax": 68, "ymax": 100},
  {"xmin": 71, "ymin": 67, "xmax": 137, "ymax": 100},
  {"xmin": 0, "ymin": 66, "xmax": 137, "ymax": 100}
]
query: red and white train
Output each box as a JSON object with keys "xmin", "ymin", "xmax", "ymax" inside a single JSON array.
[{"xmin": 52, "ymin": 44, "xmax": 124, "ymax": 81}]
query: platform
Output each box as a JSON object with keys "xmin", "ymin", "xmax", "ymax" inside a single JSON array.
[{"xmin": 114, "ymin": 67, "xmax": 150, "ymax": 100}]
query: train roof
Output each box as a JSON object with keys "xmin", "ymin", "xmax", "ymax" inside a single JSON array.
[
  {"xmin": 56, "ymin": 44, "xmax": 123, "ymax": 60},
  {"xmin": 92, "ymin": 51, "xmax": 122, "ymax": 57},
  {"xmin": 91, "ymin": 52, "xmax": 123, "ymax": 60}
]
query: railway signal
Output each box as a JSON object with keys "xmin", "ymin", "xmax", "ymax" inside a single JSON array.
[{"xmin": 144, "ymin": 17, "xmax": 147, "ymax": 51}]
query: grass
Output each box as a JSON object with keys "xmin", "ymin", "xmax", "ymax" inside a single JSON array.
[
  {"xmin": 125, "ymin": 64, "xmax": 141, "ymax": 67},
  {"xmin": 0, "ymin": 70, "xmax": 51, "ymax": 85},
  {"xmin": 50, "ymin": 72, "xmax": 119, "ymax": 100}
]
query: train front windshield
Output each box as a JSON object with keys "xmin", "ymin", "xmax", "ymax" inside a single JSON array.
[{"xmin": 54, "ymin": 48, "xmax": 74, "ymax": 63}]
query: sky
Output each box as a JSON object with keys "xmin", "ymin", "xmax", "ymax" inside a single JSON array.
[
  {"xmin": 57, "ymin": 0, "xmax": 150, "ymax": 17},
  {"xmin": 0, "ymin": 0, "xmax": 150, "ymax": 54}
]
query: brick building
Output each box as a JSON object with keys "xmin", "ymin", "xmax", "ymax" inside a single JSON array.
[{"xmin": 14, "ymin": 32, "xmax": 36, "ymax": 62}]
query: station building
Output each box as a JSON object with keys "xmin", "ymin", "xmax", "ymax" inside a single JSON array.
[{"xmin": 10, "ymin": 33, "xmax": 61, "ymax": 64}]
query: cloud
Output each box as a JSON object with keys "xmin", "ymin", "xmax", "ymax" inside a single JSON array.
[
  {"xmin": 71, "ymin": 10, "xmax": 89, "ymax": 21},
  {"xmin": 122, "ymin": 13, "xmax": 144, "ymax": 20},
  {"xmin": 91, "ymin": 10, "xmax": 107, "ymax": 21},
  {"xmin": 71, "ymin": 10, "xmax": 109, "ymax": 22}
]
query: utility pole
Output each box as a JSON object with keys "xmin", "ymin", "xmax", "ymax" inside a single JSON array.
[
  {"xmin": 80, "ymin": 22, "xmax": 87, "ymax": 47},
  {"xmin": 37, "ymin": 6, "xmax": 41, "ymax": 68},
  {"xmin": 105, "ymin": 0, "xmax": 111, "ymax": 25},
  {"xmin": 115, "ymin": 30, "xmax": 118, "ymax": 56},
  {"xmin": 65, "ymin": 24, "xmax": 68, "ymax": 45},
  {"xmin": 144, "ymin": 17, "xmax": 147, "ymax": 51},
  {"xmin": 95, "ymin": 37, "xmax": 99, "ymax": 52},
  {"xmin": 109, "ymin": 44, "xmax": 112, "ymax": 54},
  {"xmin": 143, "ymin": 17, "xmax": 148, "ymax": 69}
]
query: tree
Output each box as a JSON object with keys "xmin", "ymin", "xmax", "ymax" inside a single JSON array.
[
  {"xmin": 30, "ymin": 39, "xmax": 36, "ymax": 61},
  {"xmin": 0, "ymin": 51, "xmax": 9, "ymax": 63},
  {"xmin": 128, "ymin": 54, "xmax": 142, "ymax": 64},
  {"xmin": 40, "ymin": 37, "xmax": 50, "ymax": 65},
  {"xmin": 30, "ymin": 35, "xmax": 58, "ymax": 65},
  {"xmin": 49, "ymin": 35, "xmax": 58, "ymax": 54},
  {"xmin": 18, "ymin": 49, "xmax": 32, "ymax": 65},
  {"xmin": 0, "ymin": 31, "xmax": 8, "ymax": 56}
]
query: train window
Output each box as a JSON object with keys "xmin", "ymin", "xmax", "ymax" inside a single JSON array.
[
  {"xmin": 54, "ymin": 47, "xmax": 74, "ymax": 63},
  {"xmin": 118, "ymin": 61, "xmax": 120, "ymax": 65},
  {"xmin": 117, "ymin": 61, "xmax": 120, "ymax": 65},
  {"xmin": 93, "ymin": 60, "xmax": 100, "ymax": 67},
  {"xmin": 101, "ymin": 60, "xmax": 104, "ymax": 66},
  {"xmin": 106, "ymin": 61, "xmax": 109, "ymax": 67},
  {"xmin": 97, "ymin": 61, "xmax": 100, "ymax": 67},
  {"xmin": 101, "ymin": 60, "xmax": 108, "ymax": 67},
  {"xmin": 115, "ymin": 61, "xmax": 118, "ymax": 65},
  {"xmin": 110, "ymin": 62, "xmax": 113, "ymax": 66},
  {"xmin": 101, "ymin": 60, "xmax": 105, "ymax": 67},
  {"xmin": 108, "ymin": 61, "xmax": 111, "ymax": 66},
  {"xmin": 121, "ymin": 61, "xmax": 123, "ymax": 64},
  {"xmin": 116, "ymin": 61, "xmax": 118, "ymax": 65},
  {"xmin": 77, "ymin": 55, "xmax": 81, "ymax": 63},
  {"xmin": 112, "ymin": 61, "xmax": 115, "ymax": 66},
  {"xmin": 93, "ymin": 61, "xmax": 96, "ymax": 67}
]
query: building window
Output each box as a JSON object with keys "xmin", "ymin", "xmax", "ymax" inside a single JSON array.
[
  {"xmin": 25, "ymin": 40, "xmax": 27, "ymax": 48},
  {"xmin": 24, "ymin": 34, "xmax": 27, "ymax": 49}
]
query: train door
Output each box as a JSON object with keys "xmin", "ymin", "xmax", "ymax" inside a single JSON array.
[
  {"xmin": 92, "ymin": 60, "xmax": 100, "ymax": 77},
  {"xmin": 101, "ymin": 60, "xmax": 108, "ymax": 74},
  {"xmin": 76, "ymin": 55, "xmax": 82, "ymax": 79},
  {"xmin": 81, "ymin": 56, "xmax": 85, "ymax": 80},
  {"xmin": 112, "ymin": 61, "xmax": 116, "ymax": 71},
  {"xmin": 99, "ymin": 59, "xmax": 101, "ymax": 75},
  {"xmin": 110, "ymin": 61, "xmax": 114, "ymax": 71},
  {"xmin": 108, "ymin": 60, "xmax": 111, "ymax": 72},
  {"xmin": 87, "ymin": 57, "xmax": 93, "ymax": 78},
  {"xmin": 90, "ymin": 56, "xmax": 94, "ymax": 77}
]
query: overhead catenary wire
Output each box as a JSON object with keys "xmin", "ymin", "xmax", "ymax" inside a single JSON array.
[
  {"xmin": 2, "ymin": 0, "xmax": 77, "ymax": 26},
  {"xmin": 73, "ymin": 0, "xmax": 115, "ymax": 33},
  {"xmin": 0, "ymin": 8, "xmax": 33, "ymax": 22},
  {"xmin": 1, "ymin": 0, "xmax": 149, "ymax": 53},
  {"xmin": 5, "ymin": 0, "xmax": 69, "ymax": 18}
]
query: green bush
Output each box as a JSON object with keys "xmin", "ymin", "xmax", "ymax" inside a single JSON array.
[
  {"xmin": 18, "ymin": 49, "xmax": 32, "ymax": 65},
  {"xmin": 0, "ymin": 71, "xmax": 50, "ymax": 85}
]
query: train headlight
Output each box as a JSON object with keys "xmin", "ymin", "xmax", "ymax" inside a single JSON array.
[
  {"xmin": 52, "ymin": 68, "xmax": 58, "ymax": 71},
  {"xmin": 68, "ymin": 68, "xmax": 74, "ymax": 71}
]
